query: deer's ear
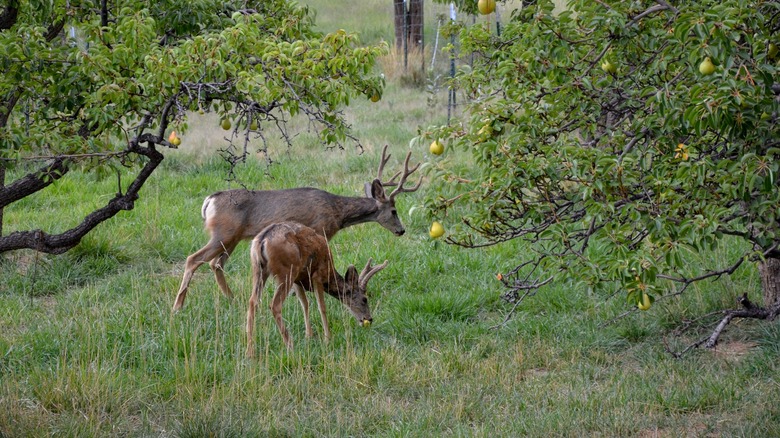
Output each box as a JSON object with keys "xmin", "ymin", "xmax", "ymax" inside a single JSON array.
[
  {"xmin": 345, "ymin": 265, "xmax": 359, "ymax": 285},
  {"xmin": 365, "ymin": 179, "xmax": 387, "ymax": 201}
]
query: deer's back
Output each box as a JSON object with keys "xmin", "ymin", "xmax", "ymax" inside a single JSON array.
[
  {"xmin": 253, "ymin": 222, "xmax": 332, "ymax": 290},
  {"xmin": 203, "ymin": 187, "xmax": 353, "ymax": 240}
]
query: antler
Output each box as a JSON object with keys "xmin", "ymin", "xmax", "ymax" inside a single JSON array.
[
  {"xmin": 359, "ymin": 257, "xmax": 389, "ymax": 290},
  {"xmin": 376, "ymin": 144, "xmax": 422, "ymax": 200}
]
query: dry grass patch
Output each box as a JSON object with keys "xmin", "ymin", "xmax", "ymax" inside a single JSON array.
[
  {"xmin": 711, "ymin": 340, "xmax": 758, "ymax": 362},
  {"xmin": 378, "ymin": 45, "xmax": 428, "ymax": 88}
]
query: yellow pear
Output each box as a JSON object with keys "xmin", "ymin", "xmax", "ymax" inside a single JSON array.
[
  {"xmin": 429, "ymin": 221, "xmax": 445, "ymax": 239},
  {"xmin": 769, "ymin": 43, "xmax": 778, "ymax": 59},
  {"xmin": 699, "ymin": 57, "xmax": 715, "ymax": 75},
  {"xmin": 478, "ymin": 0, "xmax": 496, "ymax": 15},
  {"xmin": 637, "ymin": 293, "xmax": 652, "ymax": 311},
  {"xmin": 429, "ymin": 140, "xmax": 444, "ymax": 155},
  {"xmin": 221, "ymin": 119, "xmax": 231, "ymax": 130},
  {"xmin": 601, "ymin": 60, "xmax": 617, "ymax": 74}
]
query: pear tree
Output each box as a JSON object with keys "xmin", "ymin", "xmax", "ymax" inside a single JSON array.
[
  {"xmin": 0, "ymin": 0, "xmax": 385, "ymax": 255},
  {"xmin": 427, "ymin": 0, "xmax": 779, "ymax": 350}
]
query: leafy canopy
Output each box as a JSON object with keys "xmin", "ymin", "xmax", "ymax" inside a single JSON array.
[
  {"xmin": 0, "ymin": 0, "xmax": 385, "ymax": 254},
  {"xmin": 0, "ymin": 0, "xmax": 385, "ymax": 156},
  {"xmin": 426, "ymin": 0, "xmax": 779, "ymax": 305}
]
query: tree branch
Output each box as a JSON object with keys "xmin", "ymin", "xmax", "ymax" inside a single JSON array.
[
  {"xmin": 627, "ymin": 5, "xmax": 668, "ymax": 28},
  {"xmin": 0, "ymin": 157, "xmax": 71, "ymax": 209},
  {"xmin": 0, "ymin": 142, "xmax": 164, "ymax": 254}
]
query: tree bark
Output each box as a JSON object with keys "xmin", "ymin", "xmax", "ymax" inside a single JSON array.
[
  {"xmin": 408, "ymin": 0, "xmax": 423, "ymax": 48},
  {"xmin": 0, "ymin": 139, "xmax": 164, "ymax": 255},
  {"xmin": 393, "ymin": 0, "xmax": 405, "ymax": 50},
  {"xmin": 759, "ymin": 257, "xmax": 780, "ymax": 307},
  {"xmin": 0, "ymin": 157, "xmax": 71, "ymax": 209},
  {"xmin": 0, "ymin": 0, "xmax": 16, "ymax": 244},
  {"xmin": 393, "ymin": 0, "xmax": 423, "ymax": 50}
]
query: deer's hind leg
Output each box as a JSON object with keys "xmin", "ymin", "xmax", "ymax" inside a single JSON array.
[
  {"xmin": 246, "ymin": 263, "xmax": 269, "ymax": 359},
  {"xmin": 173, "ymin": 237, "xmax": 234, "ymax": 311},
  {"xmin": 246, "ymin": 240, "xmax": 268, "ymax": 358},
  {"xmin": 209, "ymin": 238, "xmax": 240, "ymax": 301},
  {"xmin": 270, "ymin": 278, "xmax": 295, "ymax": 350}
]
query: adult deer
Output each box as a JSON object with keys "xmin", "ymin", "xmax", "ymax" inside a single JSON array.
[
  {"xmin": 172, "ymin": 145, "xmax": 419, "ymax": 311},
  {"xmin": 245, "ymin": 221, "xmax": 388, "ymax": 357}
]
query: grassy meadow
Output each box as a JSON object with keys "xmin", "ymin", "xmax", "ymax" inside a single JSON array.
[{"xmin": 2, "ymin": 1, "xmax": 780, "ymax": 436}]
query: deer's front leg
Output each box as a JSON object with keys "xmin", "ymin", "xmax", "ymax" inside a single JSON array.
[
  {"xmin": 313, "ymin": 283, "xmax": 330, "ymax": 343},
  {"xmin": 294, "ymin": 285, "xmax": 314, "ymax": 338}
]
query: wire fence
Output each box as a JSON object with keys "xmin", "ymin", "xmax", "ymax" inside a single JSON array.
[{"xmin": 390, "ymin": 1, "xmax": 507, "ymax": 124}]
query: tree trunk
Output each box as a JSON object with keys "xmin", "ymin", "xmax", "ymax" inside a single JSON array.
[
  {"xmin": 393, "ymin": 0, "xmax": 423, "ymax": 50},
  {"xmin": 393, "ymin": 0, "xmax": 405, "ymax": 50},
  {"xmin": 0, "ymin": 1, "xmax": 20, "ymax": 31},
  {"xmin": 408, "ymin": 0, "xmax": 423, "ymax": 49},
  {"xmin": 759, "ymin": 258, "xmax": 780, "ymax": 307}
]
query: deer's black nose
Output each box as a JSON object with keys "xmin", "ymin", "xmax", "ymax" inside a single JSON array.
[{"xmin": 395, "ymin": 229, "xmax": 405, "ymax": 236}]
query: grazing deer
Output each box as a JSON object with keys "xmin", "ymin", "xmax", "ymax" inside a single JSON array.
[
  {"xmin": 245, "ymin": 221, "xmax": 388, "ymax": 357},
  {"xmin": 173, "ymin": 145, "xmax": 419, "ymax": 311}
]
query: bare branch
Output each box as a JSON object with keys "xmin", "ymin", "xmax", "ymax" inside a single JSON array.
[
  {"xmin": 627, "ymin": 4, "xmax": 675, "ymax": 28},
  {"xmin": 664, "ymin": 293, "xmax": 780, "ymax": 357},
  {"xmin": 654, "ymin": 0, "xmax": 679, "ymax": 15}
]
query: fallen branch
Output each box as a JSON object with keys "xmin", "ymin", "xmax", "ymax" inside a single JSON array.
[
  {"xmin": 703, "ymin": 293, "xmax": 780, "ymax": 348},
  {"xmin": 665, "ymin": 293, "xmax": 780, "ymax": 358}
]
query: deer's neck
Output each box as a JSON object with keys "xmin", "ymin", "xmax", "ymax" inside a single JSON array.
[
  {"xmin": 338, "ymin": 196, "xmax": 378, "ymax": 229},
  {"xmin": 322, "ymin": 272, "xmax": 346, "ymax": 300}
]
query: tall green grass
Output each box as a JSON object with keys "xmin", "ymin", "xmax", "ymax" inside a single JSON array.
[{"xmin": 2, "ymin": 1, "xmax": 780, "ymax": 436}]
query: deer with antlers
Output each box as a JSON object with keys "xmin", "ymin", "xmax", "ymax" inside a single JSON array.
[
  {"xmin": 245, "ymin": 221, "xmax": 388, "ymax": 356},
  {"xmin": 172, "ymin": 145, "xmax": 419, "ymax": 311}
]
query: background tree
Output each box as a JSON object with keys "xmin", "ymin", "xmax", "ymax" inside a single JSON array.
[
  {"xmin": 393, "ymin": 0, "xmax": 424, "ymax": 51},
  {"xmin": 427, "ymin": 0, "xmax": 780, "ymax": 348},
  {"xmin": 0, "ymin": 0, "xmax": 385, "ymax": 255}
]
